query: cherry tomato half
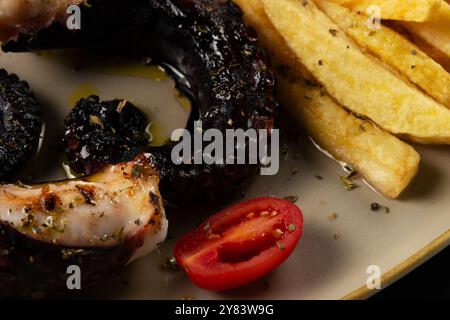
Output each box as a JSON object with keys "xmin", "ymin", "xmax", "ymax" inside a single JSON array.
[{"xmin": 174, "ymin": 197, "xmax": 304, "ymax": 291}]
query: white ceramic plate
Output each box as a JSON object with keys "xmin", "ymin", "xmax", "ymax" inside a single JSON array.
[{"xmin": 1, "ymin": 50, "xmax": 449, "ymax": 300}]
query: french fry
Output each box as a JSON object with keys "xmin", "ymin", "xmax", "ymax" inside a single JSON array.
[
  {"xmin": 233, "ymin": 0, "xmax": 421, "ymax": 198},
  {"xmin": 326, "ymin": 0, "xmax": 444, "ymax": 22},
  {"xmin": 409, "ymin": 30, "xmax": 450, "ymax": 72},
  {"xmin": 314, "ymin": 0, "xmax": 450, "ymax": 108},
  {"xmin": 439, "ymin": 0, "xmax": 450, "ymax": 18},
  {"xmin": 276, "ymin": 72, "xmax": 420, "ymax": 199},
  {"xmin": 403, "ymin": 1, "xmax": 450, "ymax": 58},
  {"xmin": 263, "ymin": 0, "xmax": 450, "ymax": 144},
  {"xmin": 232, "ymin": 0, "xmax": 315, "ymax": 81},
  {"xmin": 381, "ymin": 21, "xmax": 450, "ymax": 72},
  {"xmin": 329, "ymin": 0, "xmax": 450, "ymax": 57}
]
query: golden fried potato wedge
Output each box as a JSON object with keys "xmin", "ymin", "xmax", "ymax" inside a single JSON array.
[
  {"xmin": 315, "ymin": 0, "xmax": 450, "ymax": 108},
  {"xmin": 263, "ymin": 0, "xmax": 450, "ymax": 144},
  {"xmin": 382, "ymin": 21, "xmax": 450, "ymax": 72},
  {"xmin": 326, "ymin": 0, "xmax": 443, "ymax": 22},
  {"xmin": 232, "ymin": 0, "xmax": 314, "ymax": 81},
  {"xmin": 439, "ymin": 1, "xmax": 450, "ymax": 18},
  {"xmin": 328, "ymin": 0, "xmax": 450, "ymax": 56},
  {"xmin": 403, "ymin": 1, "xmax": 450, "ymax": 57},
  {"xmin": 403, "ymin": 14, "xmax": 450, "ymax": 58},
  {"xmin": 276, "ymin": 72, "xmax": 420, "ymax": 199},
  {"xmin": 233, "ymin": 0, "xmax": 420, "ymax": 197},
  {"xmin": 408, "ymin": 28, "xmax": 450, "ymax": 72}
]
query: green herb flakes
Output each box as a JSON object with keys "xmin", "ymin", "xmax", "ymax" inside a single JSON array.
[{"xmin": 289, "ymin": 224, "xmax": 297, "ymax": 232}]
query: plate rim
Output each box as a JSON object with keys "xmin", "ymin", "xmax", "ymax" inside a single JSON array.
[{"xmin": 341, "ymin": 228, "xmax": 450, "ymax": 300}]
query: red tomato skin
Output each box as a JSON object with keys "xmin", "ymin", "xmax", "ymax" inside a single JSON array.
[{"xmin": 174, "ymin": 197, "xmax": 304, "ymax": 291}]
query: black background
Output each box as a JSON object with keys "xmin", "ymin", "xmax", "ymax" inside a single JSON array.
[{"xmin": 372, "ymin": 246, "xmax": 450, "ymax": 299}]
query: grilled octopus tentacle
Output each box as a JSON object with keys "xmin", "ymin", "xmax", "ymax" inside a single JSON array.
[
  {"xmin": 0, "ymin": 154, "xmax": 168, "ymax": 297},
  {"xmin": 4, "ymin": 0, "xmax": 278, "ymax": 204},
  {"xmin": 0, "ymin": 0, "xmax": 277, "ymax": 296}
]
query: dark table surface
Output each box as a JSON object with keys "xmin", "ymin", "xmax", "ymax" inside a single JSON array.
[{"xmin": 371, "ymin": 246, "xmax": 450, "ymax": 299}]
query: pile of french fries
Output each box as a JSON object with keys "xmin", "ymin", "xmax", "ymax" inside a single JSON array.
[{"xmin": 233, "ymin": 0, "xmax": 450, "ymax": 199}]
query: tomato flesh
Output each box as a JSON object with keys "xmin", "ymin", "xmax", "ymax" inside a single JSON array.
[{"xmin": 174, "ymin": 197, "xmax": 304, "ymax": 291}]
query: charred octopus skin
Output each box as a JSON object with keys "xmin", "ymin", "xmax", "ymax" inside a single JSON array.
[
  {"xmin": 0, "ymin": 154, "xmax": 168, "ymax": 297},
  {"xmin": 0, "ymin": 69, "xmax": 43, "ymax": 181},
  {"xmin": 4, "ymin": 0, "xmax": 278, "ymax": 204},
  {"xmin": 65, "ymin": 96, "xmax": 150, "ymax": 176}
]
